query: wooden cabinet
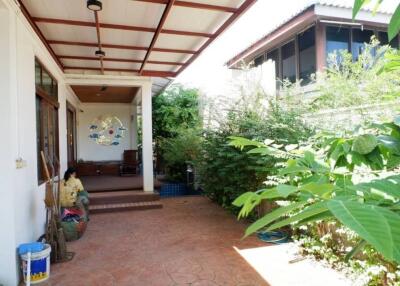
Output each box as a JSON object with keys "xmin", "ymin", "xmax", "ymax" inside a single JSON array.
[{"xmin": 77, "ymin": 161, "xmax": 121, "ymax": 176}]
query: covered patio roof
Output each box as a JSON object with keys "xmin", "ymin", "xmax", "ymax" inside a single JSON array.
[{"xmin": 18, "ymin": 0, "xmax": 256, "ymax": 81}]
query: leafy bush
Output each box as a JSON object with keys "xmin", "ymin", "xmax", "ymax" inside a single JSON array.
[
  {"xmin": 231, "ymin": 118, "xmax": 400, "ymax": 285},
  {"xmin": 161, "ymin": 128, "xmax": 202, "ymax": 182},
  {"xmin": 153, "ymin": 84, "xmax": 201, "ymax": 140},
  {"xmin": 196, "ymin": 104, "xmax": 312, "ymax": 212},
  {"xmin": 152, "ymin": 84, "xmax": 202, "ymax": 180},
  {"xmin": 280, "ymin": 41, "xmax": 400, "ymax": 115}
]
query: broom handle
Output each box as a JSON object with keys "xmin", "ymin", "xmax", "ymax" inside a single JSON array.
[
  {"xmin": 40, "ymin": 151, "xmax": 51, "ymax": 182},
  {"xmin": 53, "ymin": 156, "xmax": 61, "ymax": 211}
]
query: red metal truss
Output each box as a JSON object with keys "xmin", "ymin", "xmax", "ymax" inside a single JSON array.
[
  {"xmin": 19, "ymin": 0, "xmax": 257, "ymax": 77},
  {"xmin": 32, "ymin": 17, "xmax": 213, "ymax": 38},
  {"xmin": 176, "ymin": 0, "xmax": 257, "ymax": 75},
  {"xmin": 139, "ymin": 0, "xmax": 176, "ymax": 74},
  {"xmin": 17, "ymin": 0, "xmax": 64, "ymax": 71},
  {"xmin": 64, "ymin": 66, "xmax": 176, "ymax": 77},
  {"xmin": 48, "ymin": 40, "xmax": 197, "ymax": 54},
  {"xmin": 136, "ymin": 0, "xmax": 238, "ymax": 13},
  {"xmin": 58, "ymin": 55, "xmax": 185, "ymax": 66}
]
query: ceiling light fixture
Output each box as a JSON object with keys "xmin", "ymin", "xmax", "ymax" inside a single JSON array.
[
  {"xmin": 95, "ymin": 50, "xmax": 105, "ymax": 58},
  {"xmin": 87, "ymin": 0, "xmax": 102, "ymax": 11}
]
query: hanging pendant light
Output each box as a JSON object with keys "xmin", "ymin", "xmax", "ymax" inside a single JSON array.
[
  {"xmin": 87, "ymin": 0, "xmax": 102, "ymax": 11},
  {"xmin": 95, "ymin": 50, "xmax": 105, "ymax": 58}
]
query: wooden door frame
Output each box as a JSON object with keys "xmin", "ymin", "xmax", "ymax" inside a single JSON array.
[{"xmin": 66, "ymin": 101, "xmax": 77, "ymax": 167}]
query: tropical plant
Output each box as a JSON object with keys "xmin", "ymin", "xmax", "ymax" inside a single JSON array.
[
  {"xmin": 353, "ymin": 0, "xmax": 400, "ymax": 73},
  {"xmin": 196, "ymin": 104, "xmax": 312, "ymax": 212},
  {"xmin": 153, "ymin": 84, "xmax": 201, "ymax": 141},
  {"xmin": 152, "ymin": 84, "xmax": 202, "ymax": 177},
  {"xmin": 279, "ymin": 41, "xmax": 400, "ymax": 113},
  {"xmin": 231, "ymin": 119, "xmax": 400, "ymax": 265},
  {"xmin": 160, "ymin": 128, "xmax": 202, "ymax": 182},
  {"xmin": 353, "ymin": 1, "xmax": 400, "ymax": 41}
]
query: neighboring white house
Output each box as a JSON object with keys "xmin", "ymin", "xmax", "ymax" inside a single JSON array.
[
  {"xmin": 0, "ymin": 0, "xmax": 255, "ymax": 284},
  {"xmin": 226, "ymin": 1, "xmax": 398, "ymax": 95}
]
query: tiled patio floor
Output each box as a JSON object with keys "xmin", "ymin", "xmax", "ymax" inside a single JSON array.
[{"xmin": 44, "ymin": 196, "xmax": 269, "ymax": 286}]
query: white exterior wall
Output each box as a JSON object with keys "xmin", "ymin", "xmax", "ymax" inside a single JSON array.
[
  {"xmin": 0, "ymin": 0, "xmax": 80, "ymax": 285},
  {"xmin": 77, "ymin": 103, "xmax": 132, "ymax": 161},
  {"xmin": 0, "ymin": 1, "xmax": 155, "ymax": 283}
]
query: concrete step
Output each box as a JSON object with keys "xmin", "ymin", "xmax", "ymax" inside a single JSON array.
[
  {"xmin": 89, "ymin": 201, "xmax": 163, "ymax": 214},
  {"xmin": 89, "ymin": 191, "xmax": 160, "ymax": 205}
]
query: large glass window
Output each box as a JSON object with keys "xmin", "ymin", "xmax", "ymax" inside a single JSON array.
[
  {"xmin": 298, "ymin": 26, "xmax": 316, "ymax": 84},
  {"xmin": 254, "ymin": 54, "xmax": 264, "ymax": 67},
  {"xmin": 281, "ymin": 41, "xmax": 296, "ymax": 83},
  {"xmin": 36, "ymin": 60, "xmax": 58, "ymax": 100},
  {"xmin": 352, "ymin": 28, "xmax": 374, "ymax": 60},
  {"xmin": 326, "ymin": 26, "xmax": 350, "ymax": 59},
  {"xmin": 42, "ymin": 70, "xmax": 53, "ymax": 96},
  {"xmin": 378, "ymin": 31, "xmax": 399, "ymax": 48},
  {"xmin": 266, "ymin": 49, "xmax": 280, "ymax": 87},
  {"xmin": 35, "ymin": 59, "xmax": 59, "ymax": 184},
  {"xmin": 35, "ymin": 61, "xmax": 41, "ymax": 86}
]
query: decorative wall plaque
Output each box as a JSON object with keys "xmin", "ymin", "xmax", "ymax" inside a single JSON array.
[{"xmin": 89, "ymin": 115, "xmax": 126, "ymax": 146}]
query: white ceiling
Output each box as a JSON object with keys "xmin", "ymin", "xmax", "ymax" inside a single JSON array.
[{"xmin": 21, "ymin": 0, "xmax": 253, "ymax": 78}]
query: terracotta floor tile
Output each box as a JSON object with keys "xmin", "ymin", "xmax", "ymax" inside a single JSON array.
[{"xmin": 45, "ymin": 196, "xmax": 269, "ymax": 286}]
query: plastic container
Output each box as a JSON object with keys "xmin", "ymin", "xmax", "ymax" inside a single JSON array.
[
  {"xmin": 159, "ymin": 183, "xmax": 187, "ymax": 197},
  {"xmin": 20, "ymin": 244, "xmax": 51, "ymax": 284}
]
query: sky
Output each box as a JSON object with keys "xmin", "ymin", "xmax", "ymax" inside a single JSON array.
[{"xmin": 174, "ymin": 0, "xmax": 398, "ymax": 97}]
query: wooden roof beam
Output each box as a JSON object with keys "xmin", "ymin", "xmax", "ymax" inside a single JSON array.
[
  {"xmin": 64, "ymin": 66, "xmax": 176, "ymax": 77},
  {"xmin": 136, "ymin": 0, "xmax": 238, "ymax": 13},
  {"xmin": 48, "ymin": 40, "xmax": 197, "ymax": 54},
  {"xmin": 176, "ymin": 0, "xmax": 257, "ymax": 75},
  {"xmin": 33, "ymin": 17, "xmax": 213, "ymax": 38},
  {"xmin": 58, "ymin": 55, "xmax": 185, "ymax": 66},
  {"xmin": 17, "ymin": 1, "xmax": 64, "ymax": 71},
  {"xmin": 140, "ymin": 0, "xmax": 176, "ymax": 74}
]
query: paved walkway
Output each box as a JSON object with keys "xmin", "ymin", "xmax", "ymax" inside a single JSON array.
[{"xmin": 45, "ymin": 196, "xmax": 268, "ymax": 286}]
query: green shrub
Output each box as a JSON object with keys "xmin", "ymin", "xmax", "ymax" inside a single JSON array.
[
  {"xmin": 152, "ymin": 84, "xmax": 202, "ymax": 180},
  {"xmin": 196, "ymin": 105, "xmax": 312, "ymax": 213},
  {"xmin": 161, "ymin": 128, "xmax": 202, "ymax": 182},
  {"xmin": 282, "ymin": 40, "xmax": 400, "ymax": 109},
  {"xmin": 232, "ymin": 118, "xmax": 400, "ymax": 285}
]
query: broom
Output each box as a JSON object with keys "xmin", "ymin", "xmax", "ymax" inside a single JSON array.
[{"xmin": 40, "ymin": 151, "xmax": 74, "ymax": 263}]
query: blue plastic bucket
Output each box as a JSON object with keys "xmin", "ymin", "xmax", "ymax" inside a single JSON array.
[{"xmin": 20, "ymin": 244, "xmax": 51, "ymax": 284}]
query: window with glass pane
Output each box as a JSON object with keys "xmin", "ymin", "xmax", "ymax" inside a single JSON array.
[
  {"xmin": 52, "ymin": 81, "xmax": 58, "ymax": 99},
  {"xmin": 254, "ymin": 54, "xmax": 264, "ymax": 67},
  {"xmin": 35, "ymin": 61, "xmax": 41, "ymax": 86},
  {"xmin": 378, "ymin": 31, "xmax": 399, "ymax": 48},
  {"xmin": 267, "ymin": 49, "xmax": 280, "ymax": 87},
  {"xmin": 326, "ymin": 26, "xmax": 350, "ymax": 63},
  {"xmin": 391, "ymin": 36, "xmax": 399, "ymax": 49},
  {"xmin": 42, "ymin": 70, "xmax": 53, "ymax": 96},
  {"xmin": 35, "ymin": 59, "xmax": 59, "ymax": 184},
  {"xmin": 352, "ymin": 29, "xmax": 374, "ymax": 60},
  {"xmin": 36, "ymin": 96, "xmax": 41, "ymax": 181},
  {"xmin": 298, "ymin": 26, "xmax": 316, "ymax": 84},
  {"xmin": 282, "ymin": 41, "xmax": 296, "ymax": 82}
]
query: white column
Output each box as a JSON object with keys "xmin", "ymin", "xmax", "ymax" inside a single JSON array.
[
  {"xmin": 0, "ymin": 3, "xmax": 18, "ymax": 285},
  {"xmin": 131, "ymin": 104, "xmax": 138, "ymax": 150},
  {"xmin": 141, "ymin": 82, "xmax": 154, "ymax": 192}
]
